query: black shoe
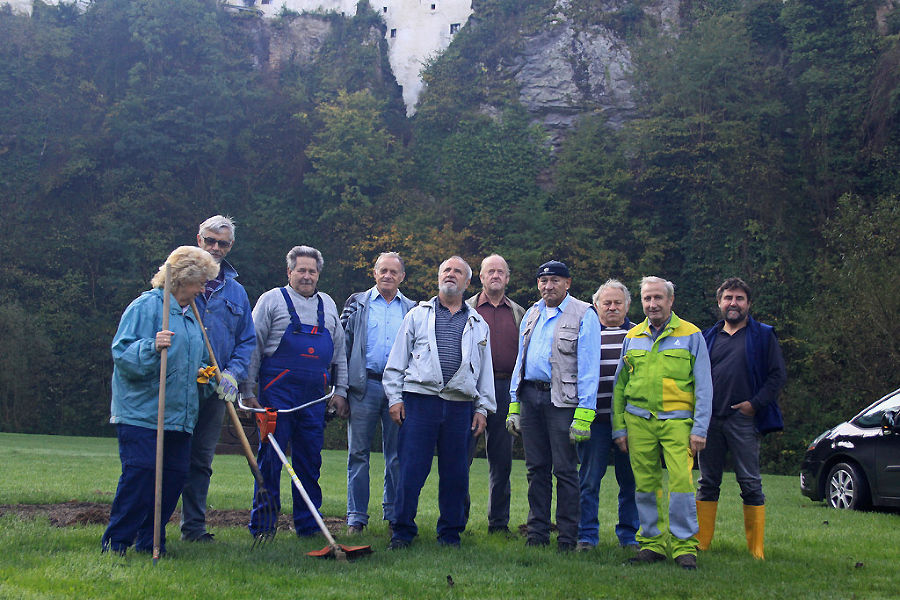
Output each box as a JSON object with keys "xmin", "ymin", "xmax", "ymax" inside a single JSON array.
[
  {"xmin": 488, "ymin": 525, "xmax": 510, "ymax": 535},
  {"xmin": 674, "ymin": 554, "xmax": 697, "ymax": 570},
  {"xmin": 525, "ymin": 538, "xmax": 549, "ymax": 547},
  {"xmin": 557, "ymin": 541, "xmax": 576, "ymax": 553},
  {"xmin": 628, "ymin": 548, "xmax": 666, "ymax": 565},
  {"xmin": 437, "ymin": 538, "xmax": 461, "ymax": 548},
  {"xmin": 182, "ymin": 532, "xmax": 215, "ymax": 543},
  {"xmin": 388, "ymin": 538, "xmax": 411, "ymax": 550},
  {"xmin": 576, "ymin": 542, "xmax": 595, "ymax": 552}
]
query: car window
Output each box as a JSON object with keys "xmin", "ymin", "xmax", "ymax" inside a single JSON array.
[{"xmin": 854, "ymin": 391, "xmax": 900, "ymax": 428}]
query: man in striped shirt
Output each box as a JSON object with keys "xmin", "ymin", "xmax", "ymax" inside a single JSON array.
[{"xmin": 576, "ymin": 279, "xmax": 640, "ymax": 552}]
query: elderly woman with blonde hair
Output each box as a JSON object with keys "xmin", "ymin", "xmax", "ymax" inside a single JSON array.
[{"xmin": 101, "ymin": 246, "xmax": 220, "ymax": 557}]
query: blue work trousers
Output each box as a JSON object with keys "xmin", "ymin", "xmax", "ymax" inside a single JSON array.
[
  {"xmin": 576, "ymin": 416, "xmax": 639, "ymax": 546},
  {"xmin": 392, "ymin": 392, "xmax": 473, "ymax": 545},
  {"xmin": 180, "ymin": 391, "xmax": 226, "ymax": 539},
  {"xmin": 101, "ymin": 424, "xmax": 191, "ymax": 554},
  {"xmin": 249, "ymin": 403, "xmax": 326, "ymax": 536},
  {"xmin": 346, "ymin": 377, "xmax": 400, "ymax": 527}
]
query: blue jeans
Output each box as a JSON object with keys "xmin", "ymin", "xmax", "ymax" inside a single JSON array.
[
  {"xmin": 697, "ymin": 412, "xmax": 764, "ymax": 505},
  {"xmin": 346, "ymin": 377, "xmax": 399, "ymax": 526},
  {"xmin": 576, "ymin": 416, "xmax": 639, "ymax": 546},
  {"xmin": 391, "ymin": 392, "xmax": 473, "ymax": 545},
  {"xmin": 101, "ymin": 424, "xmax": 190, "ymax": 554},
  {"xmin": 180, "ymin": 391, "xmax": 226, "ymax": 539}
]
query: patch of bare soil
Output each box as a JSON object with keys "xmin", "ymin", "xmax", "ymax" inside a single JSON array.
[{"xmin": 0, "ymin": 501, "xmax": 345, "ymax": 534}]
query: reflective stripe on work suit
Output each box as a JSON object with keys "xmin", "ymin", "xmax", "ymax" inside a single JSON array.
[{"xmin": 250, "ymin": 288, "xmax": 334, "ymax": 535}]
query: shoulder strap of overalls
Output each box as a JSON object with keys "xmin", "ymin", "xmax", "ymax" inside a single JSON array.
[
  {"xmin": 313, "ymin": 294, "xmax": 325, "ymax": 333},
  {"xmin": 279, "ymin": 287, "xmax": 326, "ymax": 332},
  {"xmin": 279, "ymin": 287, "xmax": 303, "ymax": 329}
]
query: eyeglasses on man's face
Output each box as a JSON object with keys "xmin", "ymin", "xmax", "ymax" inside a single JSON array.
[{"xmin": 202, "ymin": 236, "xmax": 232, "ymax": 248}]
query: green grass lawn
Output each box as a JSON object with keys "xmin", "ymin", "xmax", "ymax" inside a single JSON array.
[{"xmin": 0, "ymin": 432, "xmax": 897, "ymax": 599}]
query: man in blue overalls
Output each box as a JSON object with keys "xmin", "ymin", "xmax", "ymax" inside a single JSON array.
[{"xmin": 242, "ymin": 245, "xmax": 349, "ymax": 537}]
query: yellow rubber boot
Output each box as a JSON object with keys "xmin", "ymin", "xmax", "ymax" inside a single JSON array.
[
  {"xmin": 743, "ymin": 504, "xmax": 765, "ymax": 560},
  {"xmin": 695, "ymin": 500, "xmax": 717, "ymax": 551}
]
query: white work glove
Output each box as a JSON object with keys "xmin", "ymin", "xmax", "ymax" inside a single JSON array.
[
  {"xmin": 505, "ymin": 414, "xmax": 521, "ymax": 437},
  {"xmin": 216, "ymin": 369, "xmax": 239, "ymax": 403}
]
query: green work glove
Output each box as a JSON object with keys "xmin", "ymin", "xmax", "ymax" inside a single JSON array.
[
  {"xmin": 506, "ymin": 401, "xmax": 521, "ymax": 437},
  {"xmin": 216, "ymin": 369, "xmax": 239, "ymax": 403},
  {"xmin": 569, "ymin": 407, "xmax": 595, "ymax": 444}
]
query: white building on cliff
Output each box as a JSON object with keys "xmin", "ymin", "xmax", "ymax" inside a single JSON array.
[
  {"xmin": 252, "ymin": 0, "xmax": 473, "ymax": 115},
  {"xmin": 6, "ymin": 0, "xmax": 473, "ymax": 115}
]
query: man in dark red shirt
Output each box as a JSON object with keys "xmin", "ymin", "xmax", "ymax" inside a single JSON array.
[{"xmin": 466, "ymin": 254, "xmax": 526, "ymax": 534}]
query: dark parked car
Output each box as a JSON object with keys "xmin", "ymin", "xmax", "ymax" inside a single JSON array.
[{"xmin": 800, "ymin": 388, "xmax": 900, "ymax": 510}]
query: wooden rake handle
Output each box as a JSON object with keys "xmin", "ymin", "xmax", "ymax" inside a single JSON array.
[{"xmin": 189, "ymin": 300, "xmax": 266, "ymax": 487}]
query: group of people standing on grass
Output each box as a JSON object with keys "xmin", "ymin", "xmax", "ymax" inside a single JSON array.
[{"xmin": 101, "ymin": 215, "xmax": 785, "ymax": 571}]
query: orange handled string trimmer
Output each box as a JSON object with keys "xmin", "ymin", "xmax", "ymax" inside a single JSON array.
[
  {"xmin": 189, "ymin": 300, "xmax": 277, "ymax": 548},
  {"xmin": 238, "ymin": 394, "xmax": 373, "ymax": 561}
]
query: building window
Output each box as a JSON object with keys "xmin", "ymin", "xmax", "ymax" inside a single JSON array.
[
  {"xmin": 450, "ymin": 23, "xmax": 460, "ymax": 34},
  {"xmin": 390, "ymin": 28, "xmax": 397, "ymax": 38},
  {"xmin": 262, "ymin": 0, "xmax": 271, "ymax": 4},
  {"xmin": 383, "ymin": 6, "xmax": 387, "ymax": 12},
  {"xmin": 431, "ymin": 4, "xmax": 436, "ymax": 10}
]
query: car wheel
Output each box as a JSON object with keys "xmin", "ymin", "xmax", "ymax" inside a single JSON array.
[{"xmin": 826, "ymin": 462, "xmax": 870, "ymax": 510}]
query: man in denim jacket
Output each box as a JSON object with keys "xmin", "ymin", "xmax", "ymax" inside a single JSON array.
[{"xmin": 180, "ymin": 215, "xmax": 256, "ymax": 543}]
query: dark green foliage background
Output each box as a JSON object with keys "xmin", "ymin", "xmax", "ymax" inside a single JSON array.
[{"xmin": 1, "ymin": 0, "xmax": 898, "ymax": 474}]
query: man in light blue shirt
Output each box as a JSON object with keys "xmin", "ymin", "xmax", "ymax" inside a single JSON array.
[
  {"xmin": 507, "ymin": 260, "xmax": 601, "ymax": 552},
  {"xmin": 341, "ymin": 252, "xmax": 416, "ymax": 533}
]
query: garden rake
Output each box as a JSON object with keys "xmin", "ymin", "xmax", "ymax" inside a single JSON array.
[
  {"xmin": 189, "ymin": 301, "xmax": 277, "ymax": 548},
  {"xmin": 239, "ymin": 394, "xmax": 374, "ymax": 561}
]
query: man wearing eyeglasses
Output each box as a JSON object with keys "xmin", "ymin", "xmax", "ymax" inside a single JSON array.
[{"xmin": 180, "ymin": 215, "xmax": 256, "ymax": 543}]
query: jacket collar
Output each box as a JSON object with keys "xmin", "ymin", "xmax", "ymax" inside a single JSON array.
[
  {"xmin": 635, "ymin": 312, "xmax": 681, "ymax": 337},
  {"xmin": 367, "ymin": 285, "xmax": 407, "ymax": 304}
]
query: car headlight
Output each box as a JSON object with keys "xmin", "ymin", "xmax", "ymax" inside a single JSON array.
[{"xmin": 807, "ymin": 430, "xmax": 829, "ymax": 452}]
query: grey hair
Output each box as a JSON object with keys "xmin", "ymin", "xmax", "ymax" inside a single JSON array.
[
  {"xmin": 198, "ymin": 215, "xmax": 236, "ymax": 240},
  {"xmin": 439, "ymin": 255, "xmax": 472, "ymax": 280},
  {"xmin": 593, "ymin": 278, "xmax": 631, "ymax": 311},
  {"xmin": 375, "ymin": 251, "xmax": 405, "ymax": 273},
  {"xmin": 480, "ymin": 253, "xmax": 509, "ymax": 274},
  {"xmin": 640, "ymin": 276, "xmax": 675, "ymax": 298},
  {"xmin": 286, "ymin": 245, "xmax": 324, "ymax": 272}
]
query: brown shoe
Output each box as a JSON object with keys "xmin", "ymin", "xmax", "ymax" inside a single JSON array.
[
  {"xmin": 674, "ymin": 554, "xmax": 697, "ymax": 570},
  {"xmin": 347, "ymin": 524, "xmax": 365, "ymax": 535},
  {"xmin": 628, "ymin": 548, "xmax": 666, "ymax": 565},
  {"xmin": 576, "ymin": 542, "xmax": 595, "ymax": 552}
]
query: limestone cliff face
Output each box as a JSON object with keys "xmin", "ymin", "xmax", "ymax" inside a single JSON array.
[
  {"xmin": 267, "ymin": 14, "xmax": 336, "ymax": 69},
  {"xmin": 507, "ymin": 0, "xmax": 681, "ymax": 143}
]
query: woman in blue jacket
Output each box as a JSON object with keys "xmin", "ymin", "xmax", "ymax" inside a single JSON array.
[{"xmin": 101, "ymin": 246, "xmax": 220, "ymax": 557}]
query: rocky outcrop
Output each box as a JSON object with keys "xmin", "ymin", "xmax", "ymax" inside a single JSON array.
[
  {"xmin": 268, "ymin": 14, "xmax": 335, "ymax": 70},
  {"xmin": 508, "ymin": 0, "xmax": 680, "ymax": 145}
]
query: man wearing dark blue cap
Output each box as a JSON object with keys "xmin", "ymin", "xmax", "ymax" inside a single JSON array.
[{"xmin": 507, "ymin": 260, "xmax": 602, "ymax": 552}]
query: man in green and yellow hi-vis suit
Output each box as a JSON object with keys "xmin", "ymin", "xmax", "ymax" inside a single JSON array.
[{"xmin": 612, "ymin": 276, "xmax": 712, "ymax": 570}]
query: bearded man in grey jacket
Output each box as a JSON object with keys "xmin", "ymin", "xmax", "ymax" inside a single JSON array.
[{"xmin": 383, "ymin": 255, "xmax": 495, "ymax": 550}]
